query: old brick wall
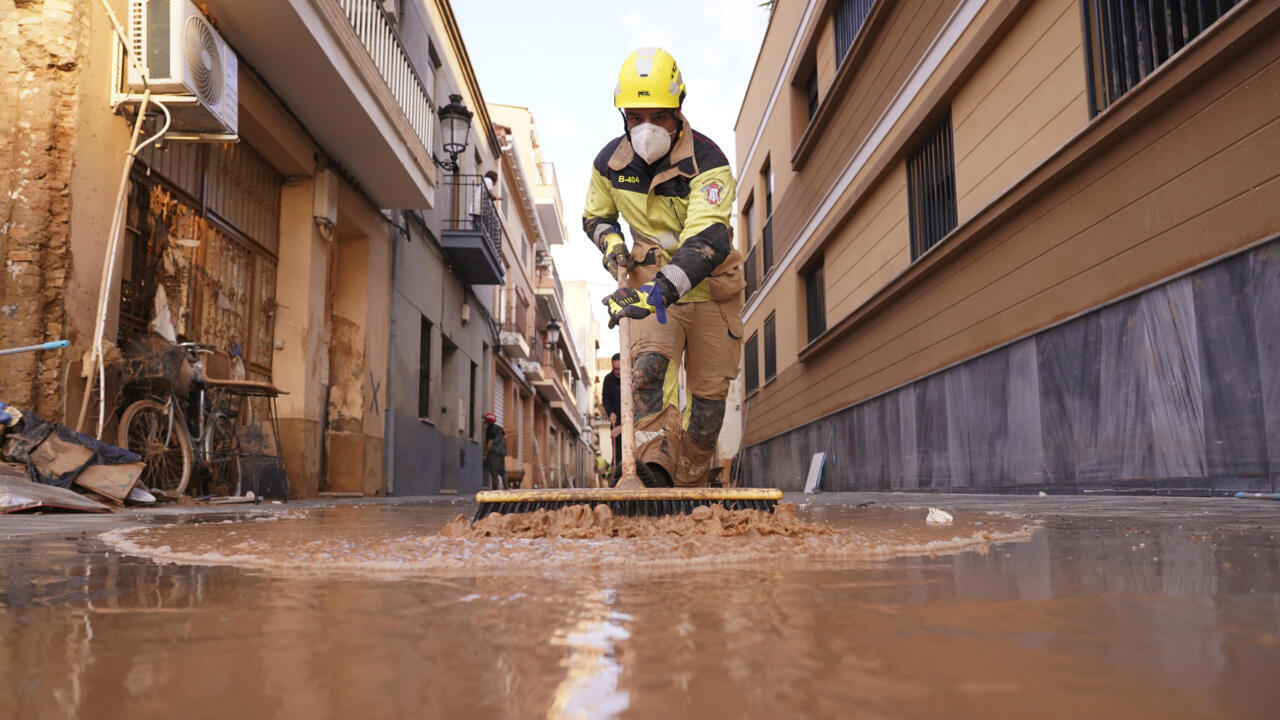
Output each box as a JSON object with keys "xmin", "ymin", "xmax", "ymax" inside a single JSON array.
[{"xmin": 0, "ymin": 0, "xmax": 88, "ymax": 418}]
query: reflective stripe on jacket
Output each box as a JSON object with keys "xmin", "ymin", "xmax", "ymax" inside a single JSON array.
[{"xmin": 582, "ymin": 120, "xmax": 737, "ymax": 304}]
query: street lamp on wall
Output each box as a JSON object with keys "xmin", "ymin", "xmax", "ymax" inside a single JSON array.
[
  {"xmin": 546, "ymin": 320, "xmax": 561, "ymax": 347},
  {"xmin": 433, "ymin": 94, "xmax": 473, "ymax": 172}
]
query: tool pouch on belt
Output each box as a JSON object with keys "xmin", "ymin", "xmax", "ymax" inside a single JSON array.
[
  {"xmin": 707, "ymin": 249, "xmax": 746, "ymax": 302},
  {"xmin": 626, "ymin": 234, "xmax": 665, "ymax": 289}
]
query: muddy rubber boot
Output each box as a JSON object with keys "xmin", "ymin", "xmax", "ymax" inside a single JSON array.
[{"xmin": 636, "ymin": 462, "xmax": 673, "ymax": 488}]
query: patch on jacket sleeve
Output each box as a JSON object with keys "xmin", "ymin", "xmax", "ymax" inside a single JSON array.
[{"xmin": 701, "ymin": 180, "xmax": 724, "ymax": 205}]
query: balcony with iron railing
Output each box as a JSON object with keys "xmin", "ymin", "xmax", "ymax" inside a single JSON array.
[
  {"xmin": 440, "ymin": 174, "xmax": 505, "ymax": 285},
  {"xmin": 335, "ymin": 0, "xmax": 434, "ymax": 152},
  {"xmin": 537, "ymin": 344, "xmax": 581, "ymax": 431},
  {"xmin": 535, "ymin": 258, "xmax": 564, "ymax": 299},
  {"xmin": 744, "ymin": 244, "xmax": 759, "ymax": 303},
  {"xmin": 533, "ymin": 161, "xmax": 568, "ymax": 245},
  {"xmin": 210, "ymin": 0, "xmax": 438, "ymax": 208}
]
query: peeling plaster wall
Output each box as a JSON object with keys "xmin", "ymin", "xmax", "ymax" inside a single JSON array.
[{"xmin": 0, "ymin": 0, "xmax": 90, "ymax": 418}]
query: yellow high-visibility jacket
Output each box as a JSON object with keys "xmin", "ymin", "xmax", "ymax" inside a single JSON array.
[{"xmin": 583, "ymin": 121, "xmax": 738, "ymax": 304}]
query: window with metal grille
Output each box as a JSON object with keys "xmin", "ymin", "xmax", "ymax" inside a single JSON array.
[
  {"xmin": 745, "ymin": 333, "xmax": 760, "ymax": 395},
  {"xmin": 418, "ymin": 316, "xmax": 432, "ymax": 419},
  {"xmin": 122, "ymin": 142, "xmax": 282, "ymax": 378},
  {"xmin": 764, "ymin": 313, "xmax": 777, "ymax": 382},
  {"xmin": 805, "ymin": 261, "xmax": 826, "ymax": 343},
  {"xmin": 907, "ymin": 111, "xmax": 958, "ymax": 261},
  {"xmin": 835, "ymin": 0, "xmax": 876, "ymax": 66},
  {"xmin": 742, "ymin": 196, "xmax": 759, "ymax": 302},
  {"xmin": 469, "ymin": 360, "xmax": 478, "ymax": 440},
  {"xmin": 761, "ymin": 158, "xmax": 775, "ymax": 274},
  {"xmin": 1081, "ymin": 0, "xmax": 1240, "ymax": 115},
  {"xmin": 805, "ymin": 69, "xmax": 819, "ymax": 120}
]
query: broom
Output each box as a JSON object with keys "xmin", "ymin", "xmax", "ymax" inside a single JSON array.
[{"xmin": 474, "ymin": 263, "xmax": 781, "ymax": 520}]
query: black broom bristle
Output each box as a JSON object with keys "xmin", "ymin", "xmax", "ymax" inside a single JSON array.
[{"xmin": 471, "ymin": 495, "xmax": 780, "ymax": 522}]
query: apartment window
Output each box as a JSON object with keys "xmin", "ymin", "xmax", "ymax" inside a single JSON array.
[
  {"xmin": 907, "ymin": 111, "xmax": 957, "ymax": 261},
  {"xmin": 418, "ymin": 316, "xmax": 432, "ymax": 419},
  {"xmin": 471, "ymin": 356, "xmax": 481, "ymax": 438},
  {"xmin": 835, "ymin": 0, "xmax": 876, "ymax": 66},
  {"xmin": 804, "ymin": 261, "xmax": 826, "ymax": 343},
  {"xmin": 805, "ymin": 70, "xmax": 820, "ymax": 120},
  {"xmin": 1081, "ymin": 0, "xmax": 1239, "ymax": 116},
  {"xmin": 763, "ymin": 313, "xmax": 777, "ymax": 383},
  {"xmin": 744, "ymin": 332, "xmax": 760, "ymax": 395},
  {"xmin": 761, "ymin": 159, "xmax": 774, "ymax": 274},
  {"xmin": 742, "ymin": 197, "xmax": 759, "ymax": 302}
]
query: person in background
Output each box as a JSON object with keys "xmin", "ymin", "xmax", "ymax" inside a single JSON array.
[
  {"xmin": 482, "ymin": 412, "xmax": 506, "ymax": 491},
  {"xmin": 601, "ymin": 353, "xmax": 622, "ymax": 483},
  {"xmin": 483, "ymin": 170, "xmax": 502, "ymax": 204}
]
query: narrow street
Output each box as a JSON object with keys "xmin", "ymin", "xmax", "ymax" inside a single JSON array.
[{"xmin": 3, "ymin": 494, "xmax": 1278, "ymax": 718}]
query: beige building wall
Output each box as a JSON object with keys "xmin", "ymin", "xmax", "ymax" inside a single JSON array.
[
  {"xmin": 1, "ymin": 0, "xmax": 476, "ymax": 499},
  {"xmin": 735, "ymin": 0, "xmax": 1280, "ymax": 447}
]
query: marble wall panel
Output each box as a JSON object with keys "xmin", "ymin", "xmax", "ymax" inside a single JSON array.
[
  {"xmin": 944, "ymin": 369, "xmax": 976, "ymax": 489},
  {"xmin": 951, "ymin": 351, "xmax": 1010, "ymax": 489},
  {"xmin": 1192, "ymin": 256, "xmax": 1268, "ymax": 482},
  {"xmin": 1007, "ymin": 338, "xmax": 1047, "ymax": 487},
  {"xmin": 850, "ymin": 396, "xmax": 889, "ymax": 490},
  {"xmin": 1037, "ymin": 313, "xmax": 1104, "ymax": 487},
  {"xmin": 914, "ymin": 373, "xmax": 950, "ymax": 490},
  {"xmin": 896, "ymin": 386, "xmax": 918, "ymax": 490},
  {"xmin": 1098, "ymin": 296, "xmax": 1156, "ymax": 482},
  {"xmin": 1252, "ymin": 245, "xmax": 1280, "ymax": 491},
  {"xmin": 1139, "ymin": 279, "xmax": 1206, "ymax": 479}
]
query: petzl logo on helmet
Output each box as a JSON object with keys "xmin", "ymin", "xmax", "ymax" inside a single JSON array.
[{"xmin": 702, "ymin": 180, "xmax": 723, "ymax": 205}]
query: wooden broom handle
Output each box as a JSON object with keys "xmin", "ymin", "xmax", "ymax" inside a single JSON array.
[{"xmin": 615, "ymin": 266, "xmax": 644, "ymax": 490}]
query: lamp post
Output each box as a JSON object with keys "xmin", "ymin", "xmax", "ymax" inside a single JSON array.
[{"xmin": 434, "ymin": 93, "xmax": 473, "ymax": 173}]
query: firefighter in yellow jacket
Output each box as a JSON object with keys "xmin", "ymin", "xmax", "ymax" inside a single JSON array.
[{"xmin": 585, "ymin": 47, "xmax": 745, "ymax": 488}]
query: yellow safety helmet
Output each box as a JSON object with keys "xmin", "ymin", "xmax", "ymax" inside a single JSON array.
[{"xmin": 614, "ymin": 47, "xmax": 685, "ymax": 109}]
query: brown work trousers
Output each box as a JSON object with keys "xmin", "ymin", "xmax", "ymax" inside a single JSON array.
[{"xmin": 630, "ymin": 297, "xmax": 743, "ymax": 486}]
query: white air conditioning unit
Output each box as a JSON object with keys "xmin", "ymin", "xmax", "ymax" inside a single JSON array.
[{"xmin": 127, "ymin": 0, "xmax": 238, "ymax": 135}]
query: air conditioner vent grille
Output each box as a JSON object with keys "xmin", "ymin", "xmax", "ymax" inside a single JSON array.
[
  {"xmin": 146, "ymin": 0, "xmax": 171, "ymax": 80},
  {"xmin": 183, "ymin": 15, "xmax": 223, "ymax": 104}
]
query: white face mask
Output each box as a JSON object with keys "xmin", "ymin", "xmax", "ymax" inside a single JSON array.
[{"xmin": 630, "ymin": 122, "xmax": 674, "ymax": 164}]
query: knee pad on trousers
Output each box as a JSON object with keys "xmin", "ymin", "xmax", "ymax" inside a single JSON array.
[
  {"xmin": 632, "ymin": 352, "xmax": 669, "ymax": 420},
  {"xmin": 686, "ymin": 395, "xmax": 727, "ymax": 450}
]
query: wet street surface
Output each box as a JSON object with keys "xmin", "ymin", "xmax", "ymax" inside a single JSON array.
[{"xmin": 2, "ymin": 494, "xmax": 1278, "ymax": 719}]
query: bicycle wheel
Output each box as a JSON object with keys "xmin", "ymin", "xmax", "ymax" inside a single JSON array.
[
  {"xmin": 119, "ymin": 399, "xmax": 193, "ymax": 496},
  {"xmin": 204, "ymin": 412, "xmax": 241, "ymax": 496}
]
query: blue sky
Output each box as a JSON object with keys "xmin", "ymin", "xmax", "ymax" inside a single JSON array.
[{"xmin": 453, "ymin": 1, "xmax": 772, "ymax": 355}]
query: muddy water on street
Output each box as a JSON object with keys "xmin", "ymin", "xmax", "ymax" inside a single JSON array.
[{"xmin": 2, "ymin": 501, "xmax": 1278, "ymax": 719}]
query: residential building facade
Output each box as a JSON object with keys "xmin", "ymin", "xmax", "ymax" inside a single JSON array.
[
  {"xmin": 0, "ymin": 0, "xmax": 583, "ymax": 496},
  {"xmin": 489, "ymin": 104, "xmax": 593, "ymax": 488},
  {"xmin": 735, "ymin": 0, "xmax": 1280, "ymax": 493}
]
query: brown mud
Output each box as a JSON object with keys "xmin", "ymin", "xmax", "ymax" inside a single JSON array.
[
  {"xmin": 4, "ymin": 498, "xmax": 1280, "ymax": 719},
  {"xmin": 97, "ymin": 503, "xmax": 1035, "ymax": 578},
  {"xmin": 441, "ymin": 502, "xmax": 833, "ymax": 539}
]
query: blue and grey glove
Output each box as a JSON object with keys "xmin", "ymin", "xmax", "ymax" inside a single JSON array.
[{"xmin": 603, "ymin": 281, "xmax": 669, "ymax": 328}]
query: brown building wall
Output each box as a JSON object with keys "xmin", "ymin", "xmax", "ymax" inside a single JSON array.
[
  {"xmin": 0, "ymin": 0, "xmax": 90, "ymax": 419},
  {"xmin": 738, "ymin": 0, "xmax": 1280, "ymax": 450}
]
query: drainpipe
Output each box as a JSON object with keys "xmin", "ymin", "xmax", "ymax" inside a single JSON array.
[{"xmin": 383, "ymin": 211, "xmax": 403, "ymax": 496}]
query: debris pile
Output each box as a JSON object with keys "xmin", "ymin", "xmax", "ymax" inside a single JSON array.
[
  {"xmin": 439, "ymin": 501, "xmax": 833, "ymax": 540},
  {"xmin": 0, "ymin": 401, "xmax": 145, "ymax": 513}
]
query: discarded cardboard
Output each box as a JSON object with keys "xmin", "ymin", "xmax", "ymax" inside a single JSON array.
[
  {"xmin": 28, "ymin": 433, "xmax": 142, "ymax": 503},
  {"xmin": 0, "ymin": 469, "xmax": 112, "ymax": 513}
]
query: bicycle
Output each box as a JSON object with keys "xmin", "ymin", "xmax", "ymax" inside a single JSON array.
[{"xmin": 117, "ymin": 342, "xmax": 241, "ymax": 497}]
